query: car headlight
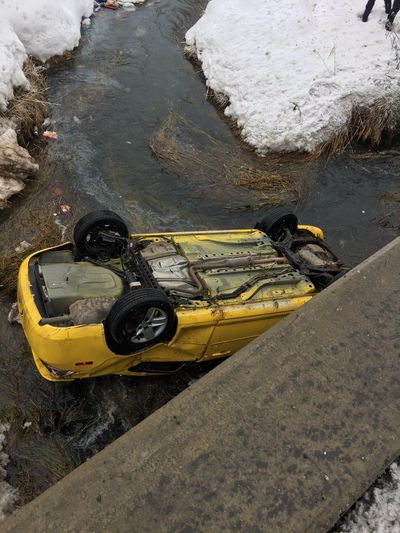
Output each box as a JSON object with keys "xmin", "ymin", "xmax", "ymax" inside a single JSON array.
[{"xmin": 42, "ymin": 362, "xmax": 76, "ymax": 378}]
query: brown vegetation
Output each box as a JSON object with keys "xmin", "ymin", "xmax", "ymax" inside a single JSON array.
[
  {"xmin": 1, "ymin": 58, "xmax": 48, "ymax": 146},
  {"xmin": 149, "ymin": 109, "xmax": 308, "ymax": 207},
  {"xmin": 1, "ymin": 403, "xmax": 74, "ymax": 505},
  {"xmin": 0, "ymin": 207, "xmax": 62, "ymax": 298},
  {"xmin": 316, "ymin": 98, "xmax": 400, "ymax": 157}
]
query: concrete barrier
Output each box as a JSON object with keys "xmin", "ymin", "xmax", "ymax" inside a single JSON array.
[{"xmin": 3, "ymin": 237, "xmax": 400, "ymax": 533}]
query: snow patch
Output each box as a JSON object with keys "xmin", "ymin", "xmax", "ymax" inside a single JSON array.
[
  {"xmin": 186, "ymin": 0, "xmax": 400, "ymax": 153},
  {"xmin": 0, "ymin": 0, "xmax": 93, "ymax": 111},
  {"xmin": 338, "ymin": 462, "xmax": 400, "ymax": 532},
  {"xmin": 0, "ymin": 423, "xmax": 17, "ymax": 522},
  {"xmin": 0, "ymin": 0, "xmax": 92, "ymax": 205}
]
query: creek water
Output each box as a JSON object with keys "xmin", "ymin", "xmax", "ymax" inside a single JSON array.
[{"xmin": 0, "ymin": 0, "xmax": 399, "ymax": 522}]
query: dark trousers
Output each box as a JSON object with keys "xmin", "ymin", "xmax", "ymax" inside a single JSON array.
[
  {"xmin": 363, "ymin": 0, "xmax": 392, "ymax": 20},
  {"xmin": 388, "ymin": 0, "xmax": 400, "ymax": 23}
]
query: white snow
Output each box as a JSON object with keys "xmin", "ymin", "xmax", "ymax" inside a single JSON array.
[
  {"xmin": 0, "ymin": 0, "xmax": 92, "ymax": 205},
  {"xmin": 186, "ymin": 0, "xmax": 400, "ymax": 153},
  {"xmin": 338, "ymin": 463, "xmax": 400, "ymax": 533},
  {"xmin": 0, "ymin": 0, "xmax": 93, "ymax": 110},
  {"xmin": 0, "ymin": 423, "xmax": 17, "ymax": 523}
]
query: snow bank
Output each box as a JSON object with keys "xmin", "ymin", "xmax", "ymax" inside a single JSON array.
[
  {"xmin": 338, "ymin": 462, "xmax": 400, "ymax": 532},
  {"xmin": 0, "ymin": 0, "xmax": 93, "ymax": 110},
  {"xmin": 186, "ymin": 0, "xmax": 400, "ymax": 153},
  {"xmin": 0, "ymin": 0, "xmax": 92, "ymax": 206},
  {"xmin": 0, "ymin": 423, "xmax": 17, "ymax": 522}
]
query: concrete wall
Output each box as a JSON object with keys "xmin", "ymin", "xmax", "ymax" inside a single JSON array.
[{"xmin": 3, "ymin": 237, "xmax": 400, "ymax": 533}]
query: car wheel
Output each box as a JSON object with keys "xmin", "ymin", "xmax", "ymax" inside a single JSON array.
[
  {"xmin": 106, "ymin": 289, "xmax": 176, "ymax": 352},
  {"xmin": 73, "ymin": 210, "xmax": 129, "ymax": 260},
  {"xmin": 255, "ymin": 208, "xmax": 298, "ymax": 241}
]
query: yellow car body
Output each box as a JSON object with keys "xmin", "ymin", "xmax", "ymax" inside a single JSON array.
[{"xmin": 17, "ymin": 226, "xmax": 324, "ymax": 382}]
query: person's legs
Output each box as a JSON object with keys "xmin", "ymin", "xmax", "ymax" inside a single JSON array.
[
  {"xmin": 362, "ymin": 0, "xmax": 376, "ymax": 21},
  {"xmin": 386, "ymin": 0, "xmax": 400, "ymax": 28},
  {"xmin": 385, "ymin": 0, "xmax": 392, "ymax": 14}
]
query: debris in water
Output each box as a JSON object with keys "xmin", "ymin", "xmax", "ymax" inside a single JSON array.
[
  {"xmin": 73, "ymin": 116, "xmax": 81, "ymax": 124},
  {"xmin": 60, "ymin": 204, "xmax": 71, "ymax": 214},
  {"xmin": 94, "ymin": 0, "xmax": 144, "ymax": 11},
  {"xmin": 14, "ymin": 240, "xmax": 32, "ymax": 254},
  {"xmin": 22, "ymin": 422, "xmax": 32, "ymax": 430},
  {"xmin": 82, "ymin": 18, "xmax": 92, "ymax": 27},
  {"xmin": 54, "ymin": 216, "xmax": 68, "ymax": 241},
  {"xmin": 120, "ymin": 1, "xmax": 136, "ymax": 10},
  {"xmin": 42, "ymin": 131, "xmax": 58, "ymax": 140},
  {"xmin": 52, "ymin": 185, "xmax": 62, "ymax": 197},
  {"xmin": 7, "ymin": 302, "xmax": 21, "ymax": 325}
]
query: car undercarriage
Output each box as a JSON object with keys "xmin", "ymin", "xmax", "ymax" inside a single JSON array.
[
  {"xmin": 18, "ymin": 209, "xmax": 347, "ymax": 379},
  {"xmin": 31, "ymin": 219, "xmax": 346, "ymax": 328}
]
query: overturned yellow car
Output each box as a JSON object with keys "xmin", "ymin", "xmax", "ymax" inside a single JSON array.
[{"xmin": 17, "ymin": 210, "xmax": 346, "ymax": 381}]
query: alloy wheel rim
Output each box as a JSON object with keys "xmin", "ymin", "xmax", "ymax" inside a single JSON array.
[{"xmin": 130, "ymin": 307, "xmax": 168, "ymax": 343}]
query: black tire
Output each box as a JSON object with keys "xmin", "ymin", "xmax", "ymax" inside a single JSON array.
[
  {"xmin": 106, "ymin": 288, "xmax": 176, "ymax": 352},
  {"xmin": 255, "ymin": 208, "xmax": 298, "ymax": 241},
  {"xmin": 73, "ymin": 210, "xmax": 129, "ymax": 260}
]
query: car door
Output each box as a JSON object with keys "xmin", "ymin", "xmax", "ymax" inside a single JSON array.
[{"xmin": 202, "ymin": 300, "xmax": 292, "ymax": 359}]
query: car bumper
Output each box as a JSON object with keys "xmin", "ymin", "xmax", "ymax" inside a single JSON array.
[{"xmin": 17, "ymin": 252, "xmax": 122, "ymax": 381}]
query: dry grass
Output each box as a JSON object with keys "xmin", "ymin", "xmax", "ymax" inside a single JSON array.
[
  {"xmin": 316, "ymin": 98, "xmax": 400, "ymax": 157},
  {"xmin": 46, "ymin": 50, "xmax": 75, "ymax": 65},
  {"xmin": 1, "ymin": 404, "xmax": 75, "ymax": 505},
  {"xmin": 383, "ymin": 191, "xmax": 400, "ymax": 202},
  {"xmin": 1, "ymin": 58, "xmax": 48, "ymax": 145},
  {"xmin": 149, "ymin": 109, "xmax": 309, "ymax": 206},
  {"xmin": 0, "ymin": 208, "xmax": 62, "ymax": 298}
]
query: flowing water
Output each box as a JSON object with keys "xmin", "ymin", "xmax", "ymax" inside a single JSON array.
[{"xmin": 0, "ymin": 0, "xmax": 399, "ymax": 522}]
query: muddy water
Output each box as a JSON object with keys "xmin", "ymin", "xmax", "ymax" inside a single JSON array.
[{"xmin": 0, "ymin": 0, "xmax": 399, "ymax": 515}]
